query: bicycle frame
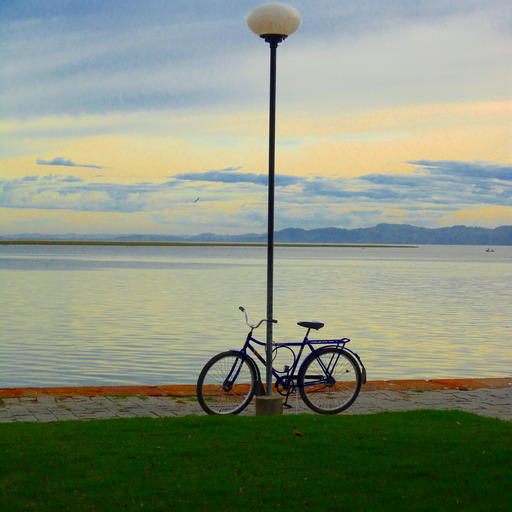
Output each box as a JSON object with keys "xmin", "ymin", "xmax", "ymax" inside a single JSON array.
[{"xmin": 232, "ymin": 327, "xmax": 366, "ymax": 397}]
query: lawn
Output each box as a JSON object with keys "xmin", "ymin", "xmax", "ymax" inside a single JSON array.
[{"xmin": 1, "ymin": 410, "xmax": 511, "ymax": 511}]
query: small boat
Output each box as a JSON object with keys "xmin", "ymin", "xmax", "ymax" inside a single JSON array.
[{"xmin": 486, "ymin": 248, "xmax": 495, "ymax": 253}]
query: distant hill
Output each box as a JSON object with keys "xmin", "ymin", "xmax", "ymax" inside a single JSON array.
[
  {"xmin": 1, "ymin": 224, "xmax": 511, "ymax": 245},
  {"xmin": 272, "ymin": 224, "xmax": 512, "ymax": 245}
]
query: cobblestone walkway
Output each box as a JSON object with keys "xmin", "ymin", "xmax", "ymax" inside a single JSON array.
[{"xmin": 1, "ymin": 379, "xmax": 510, "ymax": 423}]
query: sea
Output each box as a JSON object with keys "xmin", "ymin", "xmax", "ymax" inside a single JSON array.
[{"xmin": 0, "ymin": 243, "xmax": 510, "ymax": 387}]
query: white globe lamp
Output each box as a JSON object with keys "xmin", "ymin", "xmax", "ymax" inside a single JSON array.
[{"xmin": 247, "ymin": 3, "xmax": 302, "ymax": 44}]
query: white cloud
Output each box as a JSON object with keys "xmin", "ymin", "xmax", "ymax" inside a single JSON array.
[
  {"xmin": 2, "ymin": 161, "xmax": 509, "ymax": 221},
  {"xmin": 36, "ymin": 157, "xmax": 106, "ymax": 169},
  {"xmin": 2, "ymin": 1, "xmax": 509, "ymax": 118},
  {"xmin": 280, "ymin": 4, "xmax": 511, "ymax": 113},
  {"xmin": 1, "ymin": 1, "xmax": 510, "ymax": 234}
]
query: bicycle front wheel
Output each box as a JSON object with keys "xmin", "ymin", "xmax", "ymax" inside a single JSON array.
[
  {"xmin": 299, "ymin": 348, "xmax": 362, "ymax": 414},
  {"xmin": 197, "ymin": 351, "xmax": 256, "ymax": 415}
]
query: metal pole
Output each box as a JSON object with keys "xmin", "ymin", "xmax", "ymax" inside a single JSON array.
[{"xmin": 266, "ymin": 39, "xmax": 278, "ymax": 396}]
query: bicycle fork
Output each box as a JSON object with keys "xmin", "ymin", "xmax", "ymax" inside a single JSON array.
[
  {"xmin": 222, "ymin": 357, "xmax": 244, "ymax": 393},
  {"xmin": 228, "ymin": 349, "xmax": 266, "ymax": 396}
]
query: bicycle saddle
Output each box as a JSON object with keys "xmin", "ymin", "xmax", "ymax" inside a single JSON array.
[{"xmin": 297, "ymin": 321, "xmax": 324, "ymax": 330}]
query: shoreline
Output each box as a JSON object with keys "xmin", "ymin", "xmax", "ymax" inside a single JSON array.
[
  {"xmin": 1, "ymin": 377, "xmax": 510, "ymax": 399},
  {"xmin": 0, "ymin": 240, "xmax": 417, "ymax": 248}
]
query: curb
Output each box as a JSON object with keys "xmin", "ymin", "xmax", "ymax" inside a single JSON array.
[{"xmin": 1, "ymin": 378, "xmax": 510, "ymax": 399}]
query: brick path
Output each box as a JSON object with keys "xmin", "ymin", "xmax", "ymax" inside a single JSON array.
[{"xmin": 0, "ymin": 378, "xmax": 510, "ymax": 423}]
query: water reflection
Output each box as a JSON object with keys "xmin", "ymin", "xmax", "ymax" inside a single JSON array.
[{"xmin": 0, "ymin": 244, "xmax": 510, "ymax": 386}]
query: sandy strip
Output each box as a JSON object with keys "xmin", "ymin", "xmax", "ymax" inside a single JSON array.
[{"xmin": 1, "ymin": 378, "xmax": 510, "ymax": 399}]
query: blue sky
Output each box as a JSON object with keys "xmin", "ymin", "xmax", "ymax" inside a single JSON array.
[{"xmin": 1, "ymin": 0, "xmax": 511, "ymax": 235}]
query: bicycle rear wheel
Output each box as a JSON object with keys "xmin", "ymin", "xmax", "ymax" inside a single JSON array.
[
  {"xmin": 197, "ymin": 351, "xmax": 256, "ymax": 415},
  {"xmin": 299, "ymin": 347, "xmax": 362, "ymax": 414}
]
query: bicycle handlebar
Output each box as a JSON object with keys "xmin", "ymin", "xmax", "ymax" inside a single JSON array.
[{"xmin": 239, "ymin": 306, "xmax": 277, "ymax": 330}]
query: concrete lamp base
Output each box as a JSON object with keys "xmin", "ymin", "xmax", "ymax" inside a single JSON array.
[{"xmin": 255, "ymin": 395, "xmax": 284, "ymax": 416}]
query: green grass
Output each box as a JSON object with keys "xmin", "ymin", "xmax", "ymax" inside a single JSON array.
[{"xmin": 1, "ymin": 411, "xmax": 510, "ymax": 511}]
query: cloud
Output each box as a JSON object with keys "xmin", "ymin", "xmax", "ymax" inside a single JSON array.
[
  {"xmin": 2, "ymin": 1, "xmax": 509, "ymax": 119},
  {"xmin": 0, "ymin": 175, "xmax": 181, "ymax": 213},
  {"xmin": 172, "ymin": 170, "xmax": 303, "ymax": 187},
  {"xmin": 61, "ymin": 175, "xmax": 84, "ymax": 183},
  {"xmin": 298, "ymin": 160, "xmax": 511, "ymax": 207},
  {"xmin": 1, "ymin": 161, "xmax": 510, "ymax": 232},
  {"xmin": 36, "ymin": 157, "xmax": 106, "ymax": 169},
  {"xmin": 206, "ymin": 166, "xmax": 244, "ymax": 172},
  {"xmin": 359, "ymin": 174, "xmax": 421, "ymax": 187},
  {"xmin": 408, "ymin": 160, "xmax": 512, "ymax": 181}
]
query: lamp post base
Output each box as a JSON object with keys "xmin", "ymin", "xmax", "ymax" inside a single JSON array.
[{"xmin": 255, "ymin": 395, "xmax": 284, "ymax": 416}]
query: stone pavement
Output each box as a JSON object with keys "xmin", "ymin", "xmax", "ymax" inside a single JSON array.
[{"xmin": 0, "ymin": 378, "xmax": 510, "ymax": 423}]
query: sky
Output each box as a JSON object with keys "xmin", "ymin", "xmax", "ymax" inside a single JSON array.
[{"xmin": 1, "ymin": 0, "xmax": 511, "ymax": 236}]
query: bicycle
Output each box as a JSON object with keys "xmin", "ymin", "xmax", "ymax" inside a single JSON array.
[{"xmin": 197, "ymin": 306, "xmax": 366, "ymax": 415}]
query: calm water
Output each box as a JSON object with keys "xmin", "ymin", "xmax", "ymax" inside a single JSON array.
[{"xmin": 0, "ymin": 244, "xmax": 510, "ymax": 387}]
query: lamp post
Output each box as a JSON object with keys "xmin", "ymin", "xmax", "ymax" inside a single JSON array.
[{"xmin": 247, "ymin": 3, "xmax": 301, "ymax": 399}]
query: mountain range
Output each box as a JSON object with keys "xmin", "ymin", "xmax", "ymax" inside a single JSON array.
[{"xmin": 2, "ymin": 224, "xmax": 511, "ymax": 245}]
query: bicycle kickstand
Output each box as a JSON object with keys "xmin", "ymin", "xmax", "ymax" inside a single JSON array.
[{"xmin": 282, "ymin": 388, "xmax": 294, "ymax": 409}]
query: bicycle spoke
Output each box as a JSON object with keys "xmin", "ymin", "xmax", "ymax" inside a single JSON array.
[
  {"xmin": 299, "ymin": 348, "xmax": 361, "ymax": 414},
  {"xmin": 197, "ymin": 352, "xmax": 256, "ymax": 415}
]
